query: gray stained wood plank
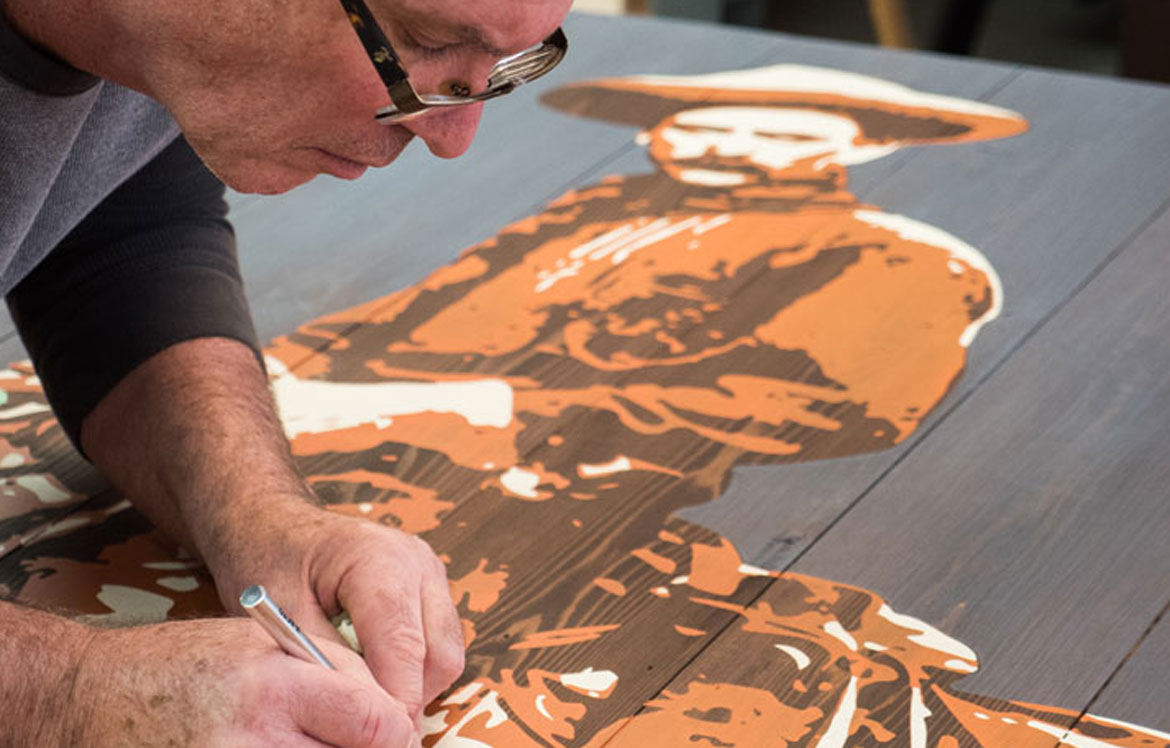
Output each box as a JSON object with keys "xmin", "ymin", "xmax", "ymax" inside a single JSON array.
[
  {"xmin": 737, "ymin": 171, "xmax": 1170, "ymax": 723},
  {"xmin": 683, "ymin": 68, "xmax": 1170, "ymax": 572},
  {"xmin": 1089, "ymin": 606, "xmax": 1170, "ymax": 736},
  {"xmin": 606, "ymin": 53, "xmax": 1170, "ymax": 742}
]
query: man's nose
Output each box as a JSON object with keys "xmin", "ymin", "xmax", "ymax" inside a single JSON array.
[{"xmin": 404, "ymin": 101, "xmax": 485, "ymax": 159}]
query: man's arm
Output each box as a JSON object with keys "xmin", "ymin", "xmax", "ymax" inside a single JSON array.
[{"xmin": 5, "ymin": 137, "xmax": 463, "ymax": 738}]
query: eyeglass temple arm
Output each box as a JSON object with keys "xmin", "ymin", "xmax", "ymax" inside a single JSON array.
[{"xmin": 337, "ymin": 0, "xmax": 421, "ymax": 109}]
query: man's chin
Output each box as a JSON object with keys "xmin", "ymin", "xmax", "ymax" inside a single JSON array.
[{"xmin": 211, "ymin": 161, "xmax": 318, "ymax": 195}]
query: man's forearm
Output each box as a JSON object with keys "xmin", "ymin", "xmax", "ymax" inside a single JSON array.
[
  {"xmin": 0, "ymin": 601, "xmax": 94, "ymax": 746},
  {"xmin": 79, "ymin": 337, "xmax": 317, "ymax": 580}
]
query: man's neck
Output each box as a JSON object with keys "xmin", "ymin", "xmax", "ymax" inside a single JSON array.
[{"xmin": 3, "ymin": 0, "xmax": 135, "ymax": 87}]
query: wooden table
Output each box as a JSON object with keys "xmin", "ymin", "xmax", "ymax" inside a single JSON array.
[{"xmin": 1, "ymin": 11, "xmax": 1168, "ymax": 746}]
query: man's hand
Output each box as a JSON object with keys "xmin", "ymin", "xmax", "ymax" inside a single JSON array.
[
  {"xmin": 0, "ymin": 602, "xmax": 417, "ymax": 747},
  {"xmin": 78, "ymin": 616, "xmax": 419, "ymax": 747},
  {"xmin": 80, "ymin": 338, "xmax": 466, "ymax": 729},
  {"xmin": 209, "ymin": 502, "xmax": 466, "ymax": 724}
]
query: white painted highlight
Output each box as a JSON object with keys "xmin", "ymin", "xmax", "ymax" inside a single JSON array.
[
  {"xmin": 444, "ymin": 682, "xmax": 483, "ymax": 706},
  {"xmin": 0, "ymin": 452, "xmax": 26, "ymax": 468},
  {"xmin": 12, "ymin": 475, "xmax": 73, "ymax": 504},
  {"xmin": 678, "ymin": 169, "xmax": 746, "ymax": 186},
  {"xmin": 35, "ymin": 516, "xmax": 90, "ymax": 540},
  {"xmin": 156, "ymin": 576, "xmax": 200, "ymax": 592},
  {"xmin": 499, "ymin": 467, "xmax": 541, "ymax": 499},
  {"xmin": 578, "ymin": 456, "xmax": 632, "ymax": 478},
  {"xmin": 535, "ymin": 694, "xmax": 553, "ymax": 720},
  {"xmin": 813, "ymin": 676, "xmax": 857, "ymax": 748},
  {"xmin": 559, "ymin": 668, "xmax": 618, "ymax": 696},
  {"xmin": 693, "ymin": 214, "xmax": 732, "ymax": 235},
  {"xmin": 775, "ymin": 644, "xmax": 810, "ymax": 670},
  {"xmin": 661, "ymin": 108, "xmax": 895, "ymax": 180},
  {"xmin": 737, "ymin": 563, "xmax": 774, "ymax": 577},
  {"xmin": 910, "ymin": 687, "xmax": 931, "ymax": 748},
  {"xmin": 430, "ymin": 691, "xmax": 509, "ymax": 747},
  {"xmin": 537, "ymin": 215, "xmax": 731, "ymax": 294},
  {"xmin": 945, "ymin": 658, "xmax": 978, "ymax": 673},
  {"xmin": 864, "ymin": 641, "xmax": 888, "ymax": 652},
  {"xmin": 852, "ymin": 211, "xmax": 1003, "ymax": 348},
  {"xmin": 95, "ymin": 585, "xmax": 175, "ymax": 622},
  {"xmin": 268, "ymin": 357, "xmax": 513, "ymax": 437},
  {"xmin": 877, "ymin": 604, "xmax": 978, "ymax": 662},
  {"xmin": 822, "ymin": 620, "xmax": 858, "ymax": 651},
  {"xmin": 626, "ymin": 64, "xmax": 1025, "ymax": 121},
  {"xmin": 0, "ymin": 402, "xmax": 50, "ymax": 420}
]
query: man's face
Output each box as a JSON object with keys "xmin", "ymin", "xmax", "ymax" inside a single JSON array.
[
  {"xmin": 129, "ymin": 0, "xmax": 571, "ymax": 193},
  {"xmin": 645, "ymin": 107, "xmax": 894, "ymax": 186}
]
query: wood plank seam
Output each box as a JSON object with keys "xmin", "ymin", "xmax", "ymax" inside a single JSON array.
[{"xmin": 1070, "ymin": 595, "xmax": 1170, "ymax": 738}]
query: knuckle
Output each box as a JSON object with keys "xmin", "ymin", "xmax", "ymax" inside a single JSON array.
[
  {"xmin": 435, "ymin": 650, "xmax": 465, "ymax": 685},
  {"xmin": 356, "ymin": 695, "xmax": 387, "ymax": 748}
]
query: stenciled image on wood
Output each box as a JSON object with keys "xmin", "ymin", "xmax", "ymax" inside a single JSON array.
[{"xmin": 0, "ymin": 65, "xmax": 1166, "ymax": 746}]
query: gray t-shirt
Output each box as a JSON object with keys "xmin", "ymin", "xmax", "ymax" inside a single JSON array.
[
  {"xmin": 0, "ymin": 9, "xmax": 179, "ymax": 294},
  {"xmin": 1, "ymin": 10, "xmax": 260, "ymax": 449}
]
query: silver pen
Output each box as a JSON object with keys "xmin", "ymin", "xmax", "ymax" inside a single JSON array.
[{"xmin": 240, "ymin": 584, "xmax": 336, "ymax": 670}]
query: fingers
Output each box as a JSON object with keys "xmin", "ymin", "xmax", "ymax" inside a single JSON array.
[
  {"xmin": 292, "ymin": 665, "xmax": 417, "ymax": 748},
  {"xmin": 341, "ymin": 557, "xmax": 429, "ymax": 721},
  {"xmin": 420, "ymin": 556, "xmax": 466, "ymax": 704}
]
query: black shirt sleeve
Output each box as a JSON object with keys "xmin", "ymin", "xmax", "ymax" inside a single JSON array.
[{"xmin": 6, "ymin": 136, "xmax": 263, "ymax": 454}]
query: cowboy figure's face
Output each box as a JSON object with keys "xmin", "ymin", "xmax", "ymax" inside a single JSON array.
[{"xmin": 644, "ymin": 106, "xmax": 894, "ymax": 187}]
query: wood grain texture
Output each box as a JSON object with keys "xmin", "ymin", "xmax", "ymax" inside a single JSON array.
[
  {"xmin": 776, "ymin": 186, "xmax": 1170, "ymax": 719},
  {"xmin": 2, "ymin": 13, "xmax": 1169, "ymax": 745},
  {"xmin": 682, "ymin": 63, "xmax": 1170, "ymax": 571}
]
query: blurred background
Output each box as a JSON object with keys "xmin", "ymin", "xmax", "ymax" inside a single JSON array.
[{"xmin": 570, "ymin": 0, "xmax": 1170, "ymax": 83}]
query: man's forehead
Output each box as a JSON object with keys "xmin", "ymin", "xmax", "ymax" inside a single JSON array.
[
  {"xmin": 673, "ymin": 106, "xmax": 860, "ymax": 134},
  {"xmin": 384, "ymin": 0, "xmax": 568, "ymax": 56}
]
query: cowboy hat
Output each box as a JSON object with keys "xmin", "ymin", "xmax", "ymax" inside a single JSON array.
[{"xmin": 541, "ymin": 64, "xmax": 1026, "ymax": 144}]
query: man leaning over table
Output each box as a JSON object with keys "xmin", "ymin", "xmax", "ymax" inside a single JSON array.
[{"xmin": 0, "ymin": 0, "xmax": 572, "ymax": 744}]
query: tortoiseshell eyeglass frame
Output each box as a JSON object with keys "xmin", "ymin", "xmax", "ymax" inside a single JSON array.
[{"xmin": 338, "ymin": 0, "xmax": 568, "ymax": 124}]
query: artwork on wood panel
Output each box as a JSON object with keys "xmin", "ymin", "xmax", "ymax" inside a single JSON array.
[{"xmin": 1, "ymin": 65, "xmax": 1166, "ymax": 746}]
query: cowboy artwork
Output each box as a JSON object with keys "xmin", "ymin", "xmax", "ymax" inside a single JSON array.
[{"xmin": 1, "ymin": 65, "xmax": 1166, "ymax": 746}]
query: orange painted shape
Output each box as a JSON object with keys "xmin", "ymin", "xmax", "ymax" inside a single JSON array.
[
  {"xmin": 449, "ymin": 558, "xmax": 509, "ymax": 613},
  {"xmin": 687, "ymin": 537, "xmax": 748, "ymax": 596},
  {"xmin": 316, "ymin": 470, "xmax": 454, "ymax": 534},
  {"xmin": 510, "ymin": 624, "xmax": 621, "ymax": 650},
  {"xmin": 593, "ymin": 578, "xmax": 628, "ymax": 596},
  {"xmin": 673, "ymin": 625, "xmax": 706, "ymax": 637},
  {"xmin": 631, "ymin": 548, "xmax": 677, "ymax": 575},
  {"xmin": 604, "ymin": 681, "xmax": 822, "ymax": 747}
]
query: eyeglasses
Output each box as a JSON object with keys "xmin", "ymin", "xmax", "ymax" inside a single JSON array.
[{"xmin": 338, "ymin": 0, "xmax": 568, "ymax": 124}]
